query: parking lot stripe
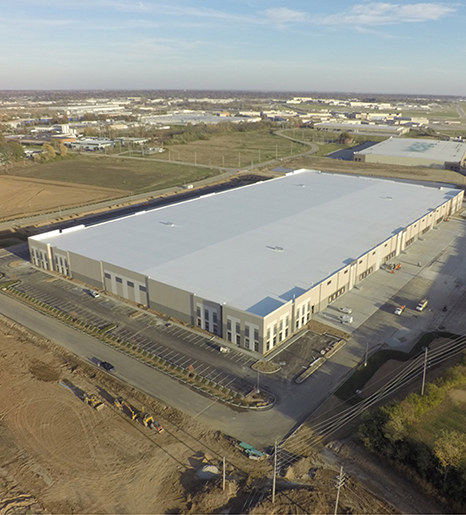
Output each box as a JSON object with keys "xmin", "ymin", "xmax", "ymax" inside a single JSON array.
[
  {"xmin": 224, "ymin": 378, "xmax": 236, "ymax": 388},
  {"xmin": 197, "ymin": 365, "xmax": 210, "ymax": 376},
  {"xmin": 176, "ymin": 357, "xmax": 191, "ymax": 367},
  {"xmin": 210, "ymin": 372, "xmax": 223, "ymax": 382},
  {"xmin": 169, "ymin": 328, "xmax": 184, "ymax": 337}
]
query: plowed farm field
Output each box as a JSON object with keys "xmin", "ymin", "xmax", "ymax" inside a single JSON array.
[{"xmin": 0, "ymin": 176, "xmax": 127, "ymax": 222}]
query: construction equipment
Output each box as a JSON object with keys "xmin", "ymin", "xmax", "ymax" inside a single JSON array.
[
  {"xmin": 124, "ymin": 401, "xmax": 140, "ymax": 420},
  {"xmin": 113, "ymin": 396, "xmax": 163, "ymax": 432},
  {"xmin": 83, "ymin": 393, "xmax": 105, "ymax": 411},
  {"xmin": 114, "ymin": 396, "xmax": 124, "ymax": 410},
  {"xmin": 141, "ymin": 413, "xmax": 164, "ymax": 433},
  {"xmin": 114, "ymin": 397, "xmax": 140, "ymax": 420}
]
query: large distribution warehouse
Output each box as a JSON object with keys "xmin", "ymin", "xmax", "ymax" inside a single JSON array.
[
  {"xmin": 354, "ymin": 137, "xmax": 466, "ymax": 171},
  {"xmin": 29, "ymin": 170, "xmax": 463, "ymax": 356}
]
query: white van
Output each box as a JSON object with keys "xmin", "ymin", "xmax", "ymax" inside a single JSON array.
[{"xmin": 416, "ymin": 299, "xmax": 428, "ymax": 311}]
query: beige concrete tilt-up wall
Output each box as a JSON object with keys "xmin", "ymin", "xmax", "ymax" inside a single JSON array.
[{"xmin": 68, "ymin": 251, "xmax": 103, "ymax": 288}]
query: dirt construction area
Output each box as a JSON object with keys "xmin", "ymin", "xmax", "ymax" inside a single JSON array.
[
  {"xmin": 0, "ymin": 312, "xmax": 401, "ymax": 514},
  {"xmin": 0, "ymin": 176, "xmax": 127, "ymax": 222}
]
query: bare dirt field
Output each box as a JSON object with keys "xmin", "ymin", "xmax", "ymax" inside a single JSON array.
[
  {"xmin": 0, "ymin": 312, "xmax": 397, "ymax": 514},
  {"xmin": 0, "ymin": 176, "xmax": 128, "ymax": 222}
]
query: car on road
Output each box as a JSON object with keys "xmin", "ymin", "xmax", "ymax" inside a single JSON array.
[
  {"xmin": 416, "ymin": 298, "xmax": 428, "ymax": 311},
  {"xmin": 394, "ymin": 305, "xmax": 406, "ymax": 315},
  {"xmin": 89, "ymin": 290, "xmax": 100, "ymax": 298},
  {"xmin": 98, "ymin": 361, "xmax": 114, "ymax": 371},
  {"xmin": 338, "ymin": 306, "xmax": 352, "ymax": 314}
]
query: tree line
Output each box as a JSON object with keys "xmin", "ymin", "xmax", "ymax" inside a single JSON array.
[
  {"xmin": 0, "ymin": 133, "xmax": 24, "ymax": 165},
  {"xmin": 358, "ymin": 352, "xmax": 466, "ymax": 510}
]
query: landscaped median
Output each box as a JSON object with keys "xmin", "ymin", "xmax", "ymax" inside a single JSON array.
[
  {"xmin": 0, "ymin": 282, "xmax": 275, "ymax": 410},
  {"xmin": 336, "ymin": 331, "xmax": 458, "ymax": 403}
]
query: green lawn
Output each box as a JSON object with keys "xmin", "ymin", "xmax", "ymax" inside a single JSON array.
[
  {"xmin": 281, "ymin": 128, "xmax": 387, "ymax": 145},
  {"xmin": 414, "ymin": 388, "xmax": 466, "ymax": 446},
  {"xmin": 5, "ymin": 156, "xmax": 220, "ymax": 193}
]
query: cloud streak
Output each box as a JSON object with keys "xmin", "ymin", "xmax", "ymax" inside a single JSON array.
[{"xmin": 317, "ymin": 3, "xmax": 456, "ymax": 26}]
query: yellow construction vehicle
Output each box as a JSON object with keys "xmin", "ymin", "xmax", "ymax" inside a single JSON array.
[
  {"xmin": 83, "ymin": 393, "xmax": 105, "ymax": 411},
  {"xmin": 142, "ymin": 412, "xmax": 164, "ymax": 433},
  {"xmin": 123, "ymin": 400, "xmax": 139, "ymax": 420},
  {"xmin": 113, "ymin": 396, "xmax": 139, "ymax": 420},
  {"xmin": 114, "ymin": 396, "xmax": 124, "ymax": 410}
]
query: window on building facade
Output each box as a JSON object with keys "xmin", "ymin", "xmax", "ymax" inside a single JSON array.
[
  {"xmin": 127, "ymin": 281, "xmax": 134, "ymax": 288},
  {"xmin": 104, "ymin": 272, "xmax": 111, "ymax": 279},
  {"xmin": 116, "ymin": 277, "xmax": 122, "ymax": 284},
  {"xmin": 139, "ymin": 285, "xmax": 147, "ymax": 292}
]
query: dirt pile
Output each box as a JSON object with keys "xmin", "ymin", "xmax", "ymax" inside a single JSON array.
[{"xmin": 0, "ymin": 467, "xmax": 46, "ymax": 515}]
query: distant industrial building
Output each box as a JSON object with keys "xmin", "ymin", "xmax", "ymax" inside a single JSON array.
[
  {"xmin": 315, "ymin": 122, "xmax": 409, "ymax": 136},
  {"xmin": 354, "ymin": 138, "xmax": 466, "ymax": 172},
  {"xmin": 29, "ymin": 170, "xmax": 463, "ymax": 356}
]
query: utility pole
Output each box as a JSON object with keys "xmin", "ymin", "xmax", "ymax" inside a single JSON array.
[
  {"xmin": 334, "ymin": 466, "xmax": 346, "ymax": 515},
  {"xmin": 421, "ymin": 347, "xmax": 428, "ymax": 396},
  {"xmin": 272, "ymin": 439, "xmax": 278, "ymax": 504},
  {"xmin": 223, "ymin": 457, "xmax": 226, "ymax": 491}
]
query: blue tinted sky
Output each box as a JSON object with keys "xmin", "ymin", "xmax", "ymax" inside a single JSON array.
[{"xmin": 1, "ymin": 1, "xmax": 464, "ymax": 95}]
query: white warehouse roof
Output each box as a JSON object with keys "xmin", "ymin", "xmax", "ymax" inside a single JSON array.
[
  {"xmin": 32, "ymin": 170, "xmax": 459, "ymax": 316},
  {"xmin": 355, "ymin": 137, "xmax": 466, "ymax": 163}
]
